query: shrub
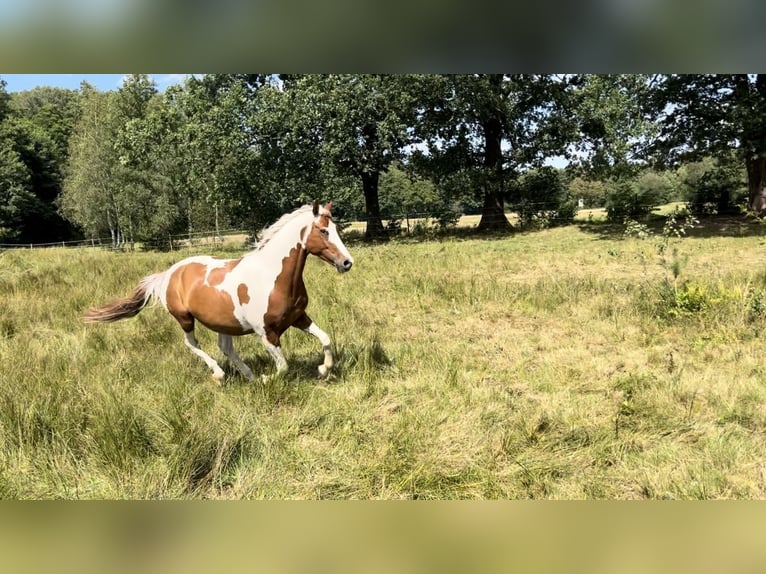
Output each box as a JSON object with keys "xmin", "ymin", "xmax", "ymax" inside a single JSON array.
[
  {"xmin": 514, "ymin": 167, "xmax": 577, "ymax": 228},
  {"xmin": 678, "ymin": 157, "xmax": 746, "ymax": 215},
  {"xmin": 568, "ymin": 177, "xmax": 609, "ymax": 209},
  {"xmin": 606, "ymin": 172, "xmax": 673, "ymax": 222}
]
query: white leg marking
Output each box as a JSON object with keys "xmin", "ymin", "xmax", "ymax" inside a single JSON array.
[
  {"xmin": 184, "ymin": 332, "xmax": 225, "ymax": 382},
  {"xmin": 305, "ymin": 322, "xmax": 333, "ymax": 377},
  {"xmin": 261, "ymin": 335, "xmax": 288, "ymax": 375},
  {"xmin": 217, "ymin": 333, "xmax": 254, "ymax": 381}
]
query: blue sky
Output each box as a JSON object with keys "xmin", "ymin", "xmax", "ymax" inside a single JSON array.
[{"xmin": 1, "ymin": 74, "xmax": 190, "ymax": 92}]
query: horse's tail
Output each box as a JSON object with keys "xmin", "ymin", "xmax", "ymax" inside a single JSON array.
[{"xmin": 83, "ymin": 272, "xmax": 166, "ymax": 323}]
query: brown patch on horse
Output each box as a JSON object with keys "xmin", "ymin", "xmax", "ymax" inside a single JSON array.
[
  {"xmin": 263, "ymin": 243, "xmax": 309, "ymax": 345},
  {"xmin": 207, "ymin": 259, "xmax": 241, "ymax": 286},
  {"xmin": 237, "ymin": 283, "xmax": 250, "ymax": 305},
  {"xmin": 167, "ymin": 262, "xmax": 251, "ymax": 335},
  {"xmin": 84, "ymin": 284, "xmax": 148, "ymax": 323}
]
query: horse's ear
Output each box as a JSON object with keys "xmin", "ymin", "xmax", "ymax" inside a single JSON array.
[
  {"xmin": 325, "ymin": 201, "xmax": 333, "ymax": 212},
  {"xmin": 312, "ymin": 200, "xmax": 319, "ymax": 216}
]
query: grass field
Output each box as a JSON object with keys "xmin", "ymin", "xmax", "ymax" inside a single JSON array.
[{"xmin": 1, "ymin": 214, "xmax": 766, "ymax": 499}]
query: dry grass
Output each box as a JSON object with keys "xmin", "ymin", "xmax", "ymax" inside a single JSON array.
[{"xmin": 1, "ymin": 217, "xmax": 766, "ymax": 499}]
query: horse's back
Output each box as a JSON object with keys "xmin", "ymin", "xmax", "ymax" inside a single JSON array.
[{"xmin": 164, "ymin": 255, "xmax": 256, "ymax": 335}]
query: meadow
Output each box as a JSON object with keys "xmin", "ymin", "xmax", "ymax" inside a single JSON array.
[{"xmin": 1, "ymin": 214, "xmax": 766, "ymax": 499}]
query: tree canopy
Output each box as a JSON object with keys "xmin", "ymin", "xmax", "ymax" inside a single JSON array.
[{"xmin": 0, "ymin": 74, "xmax": 762, "ymax": 246}]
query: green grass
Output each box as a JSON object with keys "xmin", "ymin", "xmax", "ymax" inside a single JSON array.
[{"xmin": 1, "ymin": 218, "xmax": 766, "ymax": 499}]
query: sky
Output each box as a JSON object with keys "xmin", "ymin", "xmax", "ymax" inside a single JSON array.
[{"xmin": 1, "ymin": 74, "xmax": 190, "ymax": 92}]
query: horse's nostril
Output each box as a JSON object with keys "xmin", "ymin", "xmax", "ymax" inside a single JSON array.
[{"xmin": 343, "ymin": 259, "xmax": 353, "ymax": 270}]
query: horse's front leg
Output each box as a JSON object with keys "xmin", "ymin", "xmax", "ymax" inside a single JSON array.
[
  {"xmin": 293, "ymin": 313, "xmax": 333, "ymax": 378},
  {"xmin": 260, "ymin": 332, "xmax": 288, "ymax": 376}
]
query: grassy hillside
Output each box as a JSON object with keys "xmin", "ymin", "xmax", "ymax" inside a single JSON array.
[{"xmin": 1, "ymin": 217, "xmax": 766, "ymax": 498}]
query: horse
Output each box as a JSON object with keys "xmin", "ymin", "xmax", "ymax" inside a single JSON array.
[{"xmin": 84, "ymin": 201, "xmax": 354, "ymax": 383}]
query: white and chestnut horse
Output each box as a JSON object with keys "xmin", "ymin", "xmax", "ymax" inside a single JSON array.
[{"xmin": 84, "ymin": 202, "xmax": 353, "ymax": 382}]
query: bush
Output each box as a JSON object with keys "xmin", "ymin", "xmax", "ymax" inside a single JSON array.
[
  {"xmin": 568, "ymin": 177, "xmax": 609, "ymax": 209},
  {"xmin": 606, "ymin": 172, "xmax": 673, "ymax": 222},
  {"xmin": 678, "ymin": 157, "xmax": 746, "ymax": 215},
  {"xmin": 514, "ymin": 167, "xmax": 577, "ymax": 228}
]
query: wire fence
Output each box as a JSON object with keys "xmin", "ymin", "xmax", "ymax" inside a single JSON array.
[
  {"xmin": 0, "ymin": 228, "xmax": 251, "ymax": 251},
  {"xmin": 0, "ymin": 203, "xmax": 637, "ymax": 250}
]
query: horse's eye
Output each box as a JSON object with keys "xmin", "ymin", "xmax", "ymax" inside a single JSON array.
[{"xmin": 320, "ymin": 228, "xmax": 329, "ymax": 236}]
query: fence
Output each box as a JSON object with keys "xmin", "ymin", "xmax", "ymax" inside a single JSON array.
[
  {"xmin": 1, "ymin": 203, "xmax": 643, "ymax": 250},
  {"xmin": 0, "ymin": 228, "xmax": 251, "ymax": 251}
]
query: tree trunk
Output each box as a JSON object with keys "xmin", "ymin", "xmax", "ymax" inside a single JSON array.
[
  {"xmin": 747, "ymin": 155, "xmax": 766, "ymax": 214},
  {"xmin": 478, "ymin": 187, "xmax": 512, "ymax": 231},
  {"xmin": 477, "ymin": 105, "xmax": 512, "ymax": 232},
  {"xmin": 362, "ymin": 170, "xmax": 386, "ymax": 239}
]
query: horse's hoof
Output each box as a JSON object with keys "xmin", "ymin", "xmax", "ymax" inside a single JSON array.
[
  {"xmin": 212, "ymin": 372, "xmax": 225, "ymax": 384},
  {"xmin": 318, "ymin": 365, "xmax": 329, "ymax": 378}
]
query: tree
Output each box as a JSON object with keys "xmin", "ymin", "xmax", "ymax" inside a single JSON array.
[
  {"xmin": 0, "ymin": 139, "xmax": 35, "ymax": 242},
  {"xmin": 678, "ymin": 156, "xmax": 746, "ymax": 215},
  {"xmin": 605, "ymin": 170, "xmax": 675, "ymax": 222},
  {"xmin": 0, "ymin": 80, "xmax": 79, "ymax": 243},
  {"xmin": 59, "ymin": 83, "xmax": 125, "ymax": 246},
  {"xmin": 414, "ymin": 74, "xmax": 580, "ymax": 231},
  {"xmin": 647, "ymin": 74, "xmax": 766, "ymax": 213},
  {"xmin": 0, "ymin": 78, "xmax": 9, "ymax": 121},
  {"xmin": 276, "ymin": 75, "xmax": 420, "ymax": 239},
  {"xmin": 570, "ymin": 74, "xmax": 655, "ymax": 179},
  {"xmin": 515, "ymin": 167, "xmax": 576, "ymax": 227}
]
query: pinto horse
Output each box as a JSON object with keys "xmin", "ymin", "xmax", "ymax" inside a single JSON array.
[{"xmin": 84, "ymin": 201, "xmax": 353, "ymax": 382}]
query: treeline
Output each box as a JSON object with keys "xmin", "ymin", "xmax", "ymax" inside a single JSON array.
[{"xmin": 0, "ymin": 74, "xmax": 762, "ymax": 246}]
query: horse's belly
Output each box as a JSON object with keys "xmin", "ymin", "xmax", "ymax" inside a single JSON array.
[{"xmin": 186, "ymin": 282, "xmax": 257, "ymax": 335}]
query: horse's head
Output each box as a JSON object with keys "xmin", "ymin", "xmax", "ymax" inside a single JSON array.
[{"xmin": 304, "ymin": 201, "xmax": 354, "ymax": 273}]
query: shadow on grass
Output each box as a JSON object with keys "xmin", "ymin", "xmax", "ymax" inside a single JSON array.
[
  {"xmin": 336, "ymin": 336, "xmax": 393, "ymax": 371},
  {"xmin": 342, "ymin": 225, "xmax": 519, "ymax": 247},
  {"xmin": 222, "ymin": 337, "xmax": 393, "ymax": 387},
  {"xmin": 577, "ymin": 214, "xmax": 766, "ymax": 241}
]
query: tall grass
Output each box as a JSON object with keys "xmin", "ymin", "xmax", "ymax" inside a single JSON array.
[{"xmin": 1, "ymin": 222, "xmax": 766, "ymax": 499}]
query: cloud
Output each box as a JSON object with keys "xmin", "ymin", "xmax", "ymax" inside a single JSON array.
[{"xmin": 153, "ymin": 74, "xmax": 192, "ymax": 88}]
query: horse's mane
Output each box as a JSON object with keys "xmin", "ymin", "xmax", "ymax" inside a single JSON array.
[{"xmin": 249, "ymin": 204, "xmax": 314, "ymax": 253}]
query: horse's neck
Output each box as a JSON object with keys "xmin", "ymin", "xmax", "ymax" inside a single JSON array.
[
  {"xmin": 275, "ymin": 237, "xmax": 308, "ymax": 293},
  {"xmin": 244, "ymin": 220, "xmax": 309, "ymax": 291}
]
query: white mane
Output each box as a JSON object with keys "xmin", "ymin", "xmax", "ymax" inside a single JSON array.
[{"xmin": 250, "ymin": 205, "xmax": 314, "ymax": 253}]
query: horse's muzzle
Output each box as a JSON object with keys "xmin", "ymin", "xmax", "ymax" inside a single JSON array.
[{"xmin": 336, "ymin": 259, "xmax": 353, "ymax": 273}]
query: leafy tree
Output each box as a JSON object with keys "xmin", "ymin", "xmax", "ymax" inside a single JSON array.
[
  {"xmin": 515, "ymin": 167, "xmax": 576, "ymax": 227},
  {"xmin": 605, "ymin": 170, "xmax": 674, "ymax": 221},
  {"xmin": 678, "ymin": 156, "xmax": 746, "ymax": 215},
  {"xmin": 570, "ymin": 74, "xmax": 655, "ymax": 179},
  {"xmin": 275, "ymin": 74, "xmax": 420, "ymax": 239},
  {"xmin": 59, "ymin": 83, "xmax": 125, "ymax": 246},
  {"xmin": 414, "ymin": 74, "xmax": 580, "ymax": 231},
  {"xmin": 61, "ymin": 76, "xmax": 166, "ymax": 248},
  {"xmin": 0, "ymin": 78, "xmax": 9, "ymax": 121},
  {"xmin": 378, "ymin": 163, "xmax": 439, "ymax": 218},
  {"xmin": 0, "ymin": 80, "xmax": 79, "ymax": 243},
  {"xmin": 169, "ymin": 74, "xmax": 280, "ymax": 235},
  {"xmin": 0, "ymin": 139, "xmax": 36, "ymax": 242},
  {"xmin": 647, "ymin": 74, "xmax": 766, "ymax": 213},
  {"xmin": 568, "ymin": 176, "xmax": 610, "ymax": 209}
]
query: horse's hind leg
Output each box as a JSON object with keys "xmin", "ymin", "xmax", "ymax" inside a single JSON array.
[
  {"xmin": 217, "ymin": 333, "xmax": 254, "ymax": 381},
  {"xmin": 168, "ymin": 298, "xmax": 225, "ymax": 383},
  {"xmin": 184, "ymin": 331, "xmax": 226, "ymax": 383}
]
